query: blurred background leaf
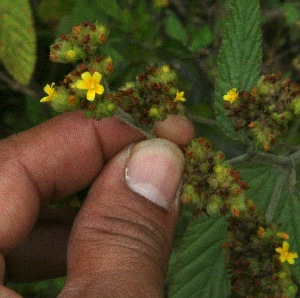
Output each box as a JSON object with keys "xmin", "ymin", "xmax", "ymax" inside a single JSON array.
[{"xmin": 0, "ymin": 0, "xmax": 36, "ymax": 85}]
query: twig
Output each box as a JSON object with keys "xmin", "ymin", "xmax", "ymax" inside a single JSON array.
[
  {"xmin": 188, "ymin": 114, "xmax": 221, "ymax": 127},
  {"xmin": 290, "ymin": 149, "xmax": 300, "ymax": 165},
  {"xmin": 256, "ymin": 152, "xmax": 289, "ymax": 166},
  {"xmin": 227, "ymin": 153, "xmax": 252, "ymax": 165},
  {"xmin": 0, "ymin": 71, "xmax": 38, "ymax": 98}
]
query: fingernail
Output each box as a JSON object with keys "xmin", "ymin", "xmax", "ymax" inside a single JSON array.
[{"xmin": 125, "ymin": 138, "xmax": 184, "ymax": 210}]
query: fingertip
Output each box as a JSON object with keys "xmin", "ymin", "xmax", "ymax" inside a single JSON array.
[{"xmin": 153, "ymin": 115, "xmax": 195, "ymax": 148}]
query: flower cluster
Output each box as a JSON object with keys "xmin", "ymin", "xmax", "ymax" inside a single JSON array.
[
  {"xmin": 181, "ymin": 137, "xmax": 248, "ymax": 216},
  {"xmin": 112, "ymin": 65, "xmax": 186, "ymax": 126},
  {"xmin": 41, "ymin": 23, "xmax": 186, "ymax": 125},
  {"xmin": 223, "ymin": 74, "xmax": 300, "ymax": 150},
  {"xmin": 50, "ymin": 21, "xmax": 108, "ymax": 63},
  {"xmin": 225, "ymin": 200, "xmax": 298, "ymax": 297},
  {"xmin": 40, "ymin": 22, "xmax": 116, "ymax": 119}
]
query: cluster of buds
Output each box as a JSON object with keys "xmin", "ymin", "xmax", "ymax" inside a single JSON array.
[
  {"xmin": 181, "ymin": 137, "xmax": 248, "ymax": 216},
  {"xmin": 41, "ymin": 23, "xmax": 186, "ymax": 124},
  {"xmin": 113, "ymin": 65, "xmax": 186, "ymax": 126},
  {"xmin": 40, "ymin": 22, "xmax": 116, "ymax": 120},
  {"xmin": 225, "ymin": 200, "xmax": 298, "ymax": 297},
  {"xmin": 223, "ymin": 74, "xmax": 300, "ymax": 150},
  {"xmin": 50, "ymin": 21, "xmax": 108, "ymax": 63}
]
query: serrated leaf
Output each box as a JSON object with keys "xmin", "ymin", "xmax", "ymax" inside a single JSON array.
[
  {"xmin": 214, "ymin": 0, "xmax": 262, "ymax": 142},
  {"xmin": 277, "ymin": 191, "xmax": 300, "ymax": 281},
  {"xmin": 237, "ymin": 161, "xmax": 300, "ymax": 282},
  {"xmin": 168, "ymin": 216, "xmax": 230, "ymax": 298},
  {"xmin": 237, "ymin": 162, "xmax": 280, "ymax": 212},
  {"xmin": 0, "ymin": 0, "xmax": 36, "ymax": 85}
]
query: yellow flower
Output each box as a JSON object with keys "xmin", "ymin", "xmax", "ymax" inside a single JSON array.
[
  {"xmin": 75, "ymin": 71, "xmax": 104, "ymax": 101},
  {"xmin": 223, "ymin": 88, "xmax": 239, "ymax": 103},
  {"xmin": 174, "ymin": 90, "xmax": 186, "ymax": 102},
  {"xmin": 275, "ymin": 241, "xmax": 298, "ymax": 264},
  {"xmin": 40, "ymin": 83, "xmax": 56, "ymax": 102},
  {"xmin": 161, "ymin": 65, "xmax": 170, "ymax": 73}
]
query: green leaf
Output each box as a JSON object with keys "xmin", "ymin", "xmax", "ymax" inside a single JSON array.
[
  {"xmin": 237, "ymin": 162, "xmax": 300, "ymax": 282},
  {"xmin": 277, "ymin": 190, "xmax": 300, "ymax": 281},
  {"xmin": 58, "ymin": 0, "xmax": 108, "ymax": 34},
  {"xmin": 94, "ymin": 0, "xmax": 121, "ymax": 20},
  {"xmin": 214, "ymin": 0, "xmax": 262, "ymax": 142},
  {"xmin": 282, "ymin": 3, "xmax": 300, "ymax": 25},
  {"xmin": 237, "ymin": 162, "xmax": 280, "ymax": 213},
  {"xmin": 189, "ymin": 26, "xmax": 214, "ymax": 52},
  {"xmin": 165, "ymin": 11, "xmax": 188, "ymax": 45},
  {"xmin": 0, "ymin": 0, "xmax": 36, "ymax": 85},
  {"xmin": 168, "ymin": 216, "xmax": 230, "ymax": 298}
]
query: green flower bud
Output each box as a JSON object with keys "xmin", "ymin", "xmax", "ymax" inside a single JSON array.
[
  {"xmin": 50, "ymin": 89, "xmax": 79, "ymax": 112},
  {"xmin": 207, "ymin": 176, "xmax": 218, "ymax": 190},
  {"xmin": 206, "ymin": 194, "xmax": 222, "ymax": 215},
  {"xmin": 256, "ymin": 76, "xmax": 272, "ymax": 96},
  {"xmin": 291, "ymin": 97, "xmax": 300, "ymax": 115}
]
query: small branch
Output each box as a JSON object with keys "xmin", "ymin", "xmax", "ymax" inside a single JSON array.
[
  {"xmin": 290, "ymin": 149, "xmax": 300, "ymax": 165},
  {"xmin": 188, "ymin": 114, "xmax": 221, "ymax": 127},
  {"xmin": 255, "ymin": 152, "xmax": 289, "ymax": 166},
  {"xmin": 0, "ymin": 71, "xmax": 38, "ymax": 98},
  {"xmin": 227, "ymin": 153, "xmax": 252, "ymax": 166}
]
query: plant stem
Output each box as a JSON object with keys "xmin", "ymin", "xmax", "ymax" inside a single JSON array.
[
  {"xmin": 115, "ymin": 107, "xmax": 154, "ymax": 139},
  {"xmin": 188, "ymin": 114, "xmax": 221, "ymax": 127}
]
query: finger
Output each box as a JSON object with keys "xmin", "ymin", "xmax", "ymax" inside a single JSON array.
[
  {"xmin": 0, "ymin": 112, "xmax": 144, "ymax": 253},
  {"xmin": 59, "ymin": 138, "xmax": 184, "ymax": 297},
  {"xmin": 154, "ymin": 115, "xmax": 195, "ymax": 148}
]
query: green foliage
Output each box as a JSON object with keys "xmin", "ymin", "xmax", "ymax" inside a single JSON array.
[
  {"xmin": 0, "ymin": 0, "xmax": 36, "ymax": 85},
  {"xmin": 282, "ymin": 2, "xmax": 300, "ymax": 25},
  {"xmin": 214, "ymin": 0, "xmax": 262, "ymax": 142},
  {"xmin": 238, "ymin": 161, "xmax": 300, "ymax": 282},
  {"xmin": 2, "ymin": 0, "xmax": 300, "ymax": 296},
  {"xmin": 168, "ymin": 217, "xmax": 230, "ymax": 298}
]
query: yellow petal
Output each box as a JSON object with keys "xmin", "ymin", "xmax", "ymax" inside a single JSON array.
[
  {"xmin": 76, "ymin": 80, "xmax": 88, "ymax": 90},
  {"xmin": 87, "ymin": 89, "xmax": 96, "ymax": 101},
  {"xmin": 92, "ymin": 72, "xmax": 102, "ymax": 83},
  {"xmin": 43, "ymin": 84, "xmax": 52, "ymax": 95},
  {"xmin": 287, "ymin": 253, "xmax": 298, "ymax": 264},
  {"xmin": 81, "ymin": 71, "xmax": 92, "ymax": 82},
  {"xmin": 95, "ymin": 84, "xmax": 104, "ymax": 95},
  {"xmin": 40, "ymin": 96, "xmax": 50, "ymax": 103},
  {"xmin": 282, "ymin": 241, "xmax": 289, "ymax": 251}
]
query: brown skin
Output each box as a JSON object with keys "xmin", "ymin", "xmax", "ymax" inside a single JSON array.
[{"xmin": 0, "ymin": 112, "xmax": 194, "ymax": 297}]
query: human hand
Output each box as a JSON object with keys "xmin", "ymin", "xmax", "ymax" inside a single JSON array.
[{"xmin": 0, "ymin": 111, "xmax": 194, "ymax": 297}]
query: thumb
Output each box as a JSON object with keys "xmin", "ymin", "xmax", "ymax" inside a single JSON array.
[{"xmin": 59, "ymin": 138, "xmax": 184, "ymax": 298}]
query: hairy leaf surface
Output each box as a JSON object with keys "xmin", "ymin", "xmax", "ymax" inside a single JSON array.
[
  {"xmin": 168, "ymin": 217, "xmax": 230, "ymax": 298},
  {"xmin": 214, "ymin": 0, "xmax": 262, "ymax": 142},
  {"xmin": 238, "ymin": 162, "xmax": 300, "ymax": 281}
]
